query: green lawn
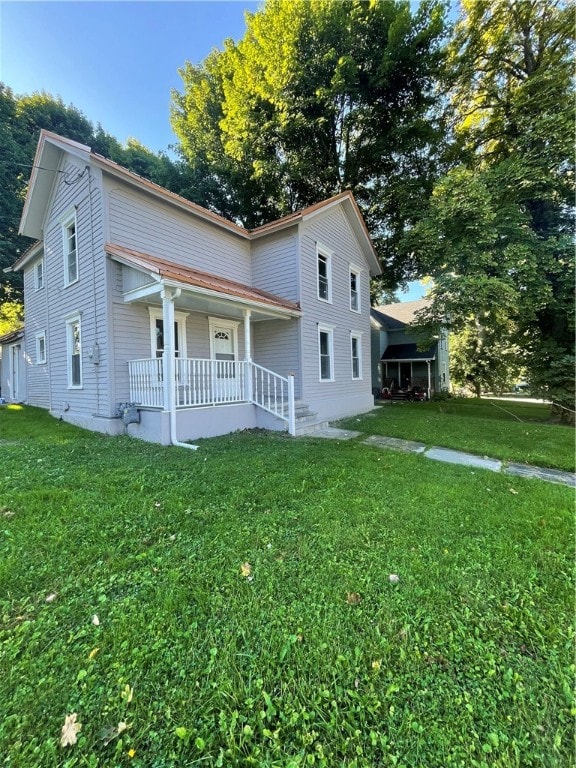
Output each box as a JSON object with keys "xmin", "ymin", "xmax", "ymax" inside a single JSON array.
[
  {"xmin": 336, "ymin": 399, "xmax": 575, "ymax": 472},
  {"xmin": 0, "ymin": 406, "xmax": 574, "ymax": 767}
]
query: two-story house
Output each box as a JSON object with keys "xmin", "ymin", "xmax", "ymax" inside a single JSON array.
[
  {"xmin": 5, "ymin": 130, "xmax": 381, "ymax": 445},
  {"xmin": 370, "ymin": 299, "xmax": 450, "ymax": 398}
]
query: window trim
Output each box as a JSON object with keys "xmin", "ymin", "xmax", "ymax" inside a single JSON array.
[
  {"xmin": 349, "ymin": 265, "xmax": 362, "ymax": 313},
  {"xmin": 65, "ymin": 315, "xmax": 82, "ymax": 389},
  {"xmin": 318, "ymin": 324, "xmax": 335, "ymax": 382},
  {"xmin": 316, "ymin": 244, "xmax": 333, "ymax": 304},
  {"xmin": 148, "ymin": 307, "xmax": 189, "ymax": 358},
  {"xmin": 61, "ymin": 210, "xmax": 79, "ymax": 287},
  {"xmin": 350, "ymin": 332, "xmax": 362, "ymax": 380},
  {"xmin": 35, "ymin": 259, "xmax": 44, "ymax": 291},
  {"xmin": 35, "ymin": 331, "xmax": 47, "ymax": 365}
]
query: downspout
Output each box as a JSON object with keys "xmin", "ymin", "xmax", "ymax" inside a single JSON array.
[
  {"xmin": 243, "ymin": 309, "xmax": 252, "ymax": 402},
  {"xmin": 161, "ymin": 286, "xmax": 199, "ymax": 450}
]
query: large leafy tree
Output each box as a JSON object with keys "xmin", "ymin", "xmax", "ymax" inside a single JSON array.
[
  {"xmin": 407, "ymin": 0, "xmax": 574, "ymax": 418},
  {"xmin": 171, "ymin": 0, "xmax": 449, "ymax": 286},
  {"xmin": 0, "ymin": 87, "xmax": 196, "ymax": 302}
]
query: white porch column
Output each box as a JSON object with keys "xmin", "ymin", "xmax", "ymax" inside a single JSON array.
[
  {"xmin": 427, "ymin": 359, "xmax": 432, "ymax": 398},
  {"xmin": 161, "ymin": 287, "xmax": 180, "ymax": 413},
  {"xmin": 243, "ymin": 309, "xmax": 253, "ymax": 402}
]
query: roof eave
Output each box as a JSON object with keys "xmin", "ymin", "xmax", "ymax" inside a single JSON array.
[{"xmin": 19, "ymin": 130, "xmax": 91, "ymax": 240}]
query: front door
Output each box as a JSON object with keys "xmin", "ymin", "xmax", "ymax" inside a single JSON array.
[{"xmin": 209, "ymin": 319, "xmax": 241, "ymax": 402}]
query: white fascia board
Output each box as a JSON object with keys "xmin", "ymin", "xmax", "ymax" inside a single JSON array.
[
  {"xmin": 19, "ymin": 134, "xmax": 91, "ymax": 240},
  {"xmin": 161, "ymin": 279, "xmax": 301, "ymax": 319},
  {"xmin": 123, "ymin": 282, "xmax": 163, "ymax": 303}
]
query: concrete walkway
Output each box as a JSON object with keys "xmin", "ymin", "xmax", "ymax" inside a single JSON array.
[{"xmin": 309, "ymin": 428, "xmax": 576, "ymax": 488}]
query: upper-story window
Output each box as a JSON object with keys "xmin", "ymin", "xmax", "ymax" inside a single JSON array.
[
  {"xmin": 317, "ymin": 245, "xmax": 332, "ymax": 303},
  {"xmin": 350, "ymin": 267, "xmax": 361, "ymax": 312},
  {"xmin": 35, "ymin": 259, "xmax": 44, "ymax": 290},
  {"xmin": 63, "ymin": 212, "xmax": 78, "ymax": 286}
]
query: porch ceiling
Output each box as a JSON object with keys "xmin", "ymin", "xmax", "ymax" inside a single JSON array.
[{"xmin": 106, "ymin": 243, "xmax": 301, "ymax": 322}]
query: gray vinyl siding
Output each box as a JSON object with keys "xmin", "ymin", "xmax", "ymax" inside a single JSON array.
[
  {"xmin": 41, "ymin": 158, "xmax": 110, "ymax": 416},
  {"xmin": 251, "ymin": 231, "xmax": 299, "ymax": 302},
  {"xmin": 22, "ymin": 257, "xmax": 49, "ymax": 407},
  {"xmin": 252, "ymin": 319, "xmax": 301, "ymax": 398},
  {"xmin": 298, "ymin": 207, "xmax": 372, "ymax": 410},
  {"xmin": 105, "ymin": 181, "xmax": 251, "ymax": 284}
]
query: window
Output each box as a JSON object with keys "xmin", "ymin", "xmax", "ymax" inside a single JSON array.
[
  {"xmin": 66, "ymin": 316, "xmax": 82, "ymax": 388},
  {"xmin": 350, "ymin": 267, "xmax": 361, "ymax": 312},
  {"xmin": 35, "ymin": 260, "xmax": 44, "ymax": 291},
  {"xmin": 35, "ymin": 332, "xmax": 47, "ymax": 365},
  {"xmin": 63, "ymin": 213, "xmax": 78, "ymax": 285},
  {"xmin": 318, "ymin": 326, "xmax": 334, "ymax": 381},
  {"xmin": 148, "ymin": 308, "xmax": 188, "ymax": 358},
  {"xmin": 351, "ymin": 333, "xmax": 362, "ymax": 379},
  {"xmin": 317, "ymin": 246, "xmax": 332, "ymax": 303}
]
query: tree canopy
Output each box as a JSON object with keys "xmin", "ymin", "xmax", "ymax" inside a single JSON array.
[
  {"xmin": 406, "ymin": 0, "xmax": 574, "ymax": 414},
  {"xmin": 0, "ymin": 86, "xmax": 197, "ymax": 302},
  {"xmin": 171, "ymin": 0, "xmax": 450, "ymax": 286}
]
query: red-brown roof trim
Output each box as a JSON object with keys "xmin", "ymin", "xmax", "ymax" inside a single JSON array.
[{"xmin": 105, "ymin": 243, "xmax": 301, "ymax": 316}]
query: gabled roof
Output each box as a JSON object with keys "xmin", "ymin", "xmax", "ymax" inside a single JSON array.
[
  {"xmin": 18, "ymin": 130, "xmax": 381, "ymax": 275},
  {"xmin": 372, "ymin": 298, "xmax": 430, "ymax": 329},
  {"xmin": 105, "ymin": 243, "xmax": 301, "ymax": 317},
  {"xmin": 0, "ymin": 328, "xmax": 25, "ymax": 346},
  {"xmin": 251, "ymin": 191, "xmax": 381, "ymax": 275}
]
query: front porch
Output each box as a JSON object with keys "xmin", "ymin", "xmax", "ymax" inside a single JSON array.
[{"xmin": 128, "ymin": 357, "xmax": 296, "ymax": 435}]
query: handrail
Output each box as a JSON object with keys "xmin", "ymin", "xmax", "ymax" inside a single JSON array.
[{"xmin": 128, "ymin": 358, "xmax": 295, "ymax": 435}]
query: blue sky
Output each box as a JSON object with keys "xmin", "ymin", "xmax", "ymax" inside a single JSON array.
[
  {"xmin": 0, "ymin": 0, "xmax": 426, "ymax": 301},
  {"xmin": 1, "ymin": 1, "xmax": 258, "ymax": 152}
]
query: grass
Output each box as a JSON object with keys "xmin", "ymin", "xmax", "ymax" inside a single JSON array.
[
  {"xmin": 0, "ymin": 405, "xmax": 574, "ymax": 767},
  {"xmin": 336, "ymin": 398, "xmax": 575, "ymax": 472}
]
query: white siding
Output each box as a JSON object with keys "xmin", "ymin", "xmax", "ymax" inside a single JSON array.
[
  {"xmin": 105, "ymin": 181, "xmax": 251, "ymax": 284},
  {"xmin": 298, "ymin": 206, "xmax": 374, "ymax": 418}
]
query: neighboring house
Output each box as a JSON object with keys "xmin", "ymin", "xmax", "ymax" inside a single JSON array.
[
  {"xmin": 9, "ymin": 130, "xmax": 381, "ymax": 444},
  {"xmin": 370, "ymin": 299, "xmax": 449, "ymax": 397},
  {"xmin": 0, "ymin": 327, "xmax": 26, "ymax": 403}
]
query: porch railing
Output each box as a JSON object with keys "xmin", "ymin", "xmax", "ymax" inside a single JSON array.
[{"xmin": 128, "ymin": 357, "xmax": 295, "ymax": 434}]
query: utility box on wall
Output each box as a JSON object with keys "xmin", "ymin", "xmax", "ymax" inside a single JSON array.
[{"xmin": 120, "ymin": 404, "xmax": 140, "ymax": 425}]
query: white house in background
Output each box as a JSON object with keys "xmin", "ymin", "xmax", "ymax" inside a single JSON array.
[
  {"xmin": 370, "ymin": 299, "xmax": 450, "ymax": 397},
  {"xmin": 6, "ymin": 130, "xmax": 381, "ymax": 445}
]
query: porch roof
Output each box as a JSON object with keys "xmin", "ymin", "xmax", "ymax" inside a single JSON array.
[
  {"xmin": 381, "ymin": 342, "xmax": 437, "ymax": 362},
  {"xmin": 106, "ymin": 243, "xmax": 302, "ymax": 318}
]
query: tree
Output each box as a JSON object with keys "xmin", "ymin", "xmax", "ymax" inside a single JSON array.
[
  {"xmin": 0, "ymin": 87, "xmax": 196, "ymax": 302},
  {"xmin": 406, "ymin": 0, "xmax": 575, "ymax": 419},
  {"xmin": 171, "ymin": 0, "xmax": 450, "ymax": 286}
]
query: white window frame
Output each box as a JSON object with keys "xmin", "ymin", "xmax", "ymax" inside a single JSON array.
[
  {"xmin": 316, "ymin": 244, "xmax": 333, "ymax": 304},
  {"xmin": 148, "ymin": 307, "xmax": 189, "ymax": 358},
  {"xmin": 35, "ymin": 259, "xmax": 44, "ymax": 291},
  {"xmin": 318, "ymin": 324, "xmax": 335, "ymax": 382},
  {"xmin": 35, "ymin": 332, "xmax": 47, "ymax": 365},
  {"xmin": 349, "ymin": 265, "xmax": 361, "ymax": 313},
  {"xmin": 65, "ymin": 315, "xmax": 82, "ymax": 389},
  {"xmin": 350, "ymin": 332, "xmax": 362, "ymax": 380},
  {"xmin": 62, "ymin": 210, "xmax": 79, "ymax": 287},
  {"xmin": 208, "ymin": 317, "xmax": 240, "ymax": 361}
]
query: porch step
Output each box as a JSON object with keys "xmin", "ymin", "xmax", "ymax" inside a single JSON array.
[{"xmin": 292, "ymin": 401, "xmax": 330, "ymax": 436}]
